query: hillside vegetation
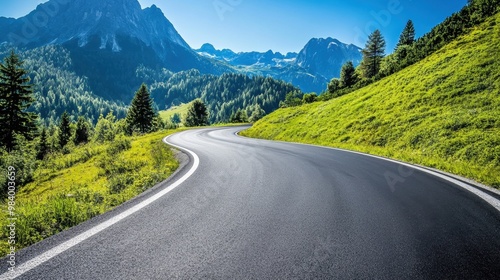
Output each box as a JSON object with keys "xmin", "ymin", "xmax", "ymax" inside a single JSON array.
[
  {"xmin": 149, "ymin": 70, "xmax": 300, "ymax": 123},
  {"xmin": 0, "ymin": 130, "xmax": 181, "ymax": 256},
  {"xmin": 243, "ymin": 12, "xmax": 500, "ymax": 188}
]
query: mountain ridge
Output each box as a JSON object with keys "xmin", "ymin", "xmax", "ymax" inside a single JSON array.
[{"xmin": 196, "ymin": 38, "xmax": 363, "ymax": 93}]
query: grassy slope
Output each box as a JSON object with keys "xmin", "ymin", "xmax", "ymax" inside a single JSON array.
[
  {"xmin": 242, "ymin": 13, "xmax": 500, "ymax": 188},
  {"xmin": 159, "ymin": 102, "xmax": 191, "ymax": 124},
  {"xmin": 0, "ymin": 130, "xmax": 181, "ymax": 256}
]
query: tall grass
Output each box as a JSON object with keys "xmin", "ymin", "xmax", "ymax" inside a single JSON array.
[{"xmin": 0, "ymin": 130, "xmax": 181, "ymax": 256}]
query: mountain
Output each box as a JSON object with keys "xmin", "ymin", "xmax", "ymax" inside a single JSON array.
[
  {"xmin": 0, "ymin": 0, "xmax": 231, "ymax": 101},
  {"xmin": 196, "ymin": 43, "xmax": 298, "ymax": 67},
  {"xmin": 242, "ymin": 11, "xmax": 500, "ymax": 188},
  {"xmin": 295, "ymin": 38, "xmax": 362, "ymax": 81},
  {"xmin": 195, "ymin": 38, "xmax": 362, "ymax": 93}
]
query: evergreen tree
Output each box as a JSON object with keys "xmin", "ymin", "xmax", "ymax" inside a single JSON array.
[
  {"xmin": 396, "ymin": 20, "xmax": 416, "ymax": 49},
  {"xmin": 126, "ymin": 84, "xmax": 155, "ymax": 134},
  {"xmin": 74, "ymin": 116, "xmax": 90, "ymax": 145},
  {"xmin": 361, "ymin": 30, "xmax": 386, "ymax": 78},
  {"xmin": 36, "ymin": 127, "xmax": 50, "ymax": 160},
  {"xmin": 58, "ymin": 111, "xmax": 72, "ymax": 148},
  {"xmin": 339, "ymin": 61, "xmax": 357, "ymax": 88},
  {"xmin": 0, "ymin": 50, "xmax": 38, "ymax": 150},
  {"xmin": 184, "ymin": 99, "xmax": 209, "ymax": 127}
]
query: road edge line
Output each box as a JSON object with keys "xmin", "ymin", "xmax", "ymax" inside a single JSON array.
[
  {"xmin": 235, "ymin": 129, "xmax": 500, "ymax": 212},
  {"xmin": 0, "ymin": 134, "xmax": 199, "ymax": 279}
]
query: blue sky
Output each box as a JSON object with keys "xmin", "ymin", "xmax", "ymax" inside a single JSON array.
[{"xmin": 1, "ymin": 0, "xmax": 467, "ymax": 53}]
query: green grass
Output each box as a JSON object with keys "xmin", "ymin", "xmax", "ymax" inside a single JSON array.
[
  {"xmin": 0, "ymin": 130, "xmax": 182, "ymax": 256},
  {"xmin": 159, "ymin": 102, "xmax": 192, "ymax": 125},
  {"xmin": 242, "ymin": 13, "xmax": 500, "ymax": 188}
]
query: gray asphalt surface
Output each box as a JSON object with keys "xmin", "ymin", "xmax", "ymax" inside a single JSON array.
[{"xmin": 3, "ymin": 126, "xmax": 500, "ymax": 279}]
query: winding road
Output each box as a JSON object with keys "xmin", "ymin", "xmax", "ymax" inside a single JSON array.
[{"xmin": 2, "ymin": 126, "xmax": 500, "ymax": 279}]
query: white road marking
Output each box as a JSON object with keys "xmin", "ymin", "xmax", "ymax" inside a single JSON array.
[
  {"xmin": 236, "ymin": 131, "xmax": 500, "ymax": 212},
  {"xmin": 1, "ymin": 134, "xmax": 199, "ymax": 279}
]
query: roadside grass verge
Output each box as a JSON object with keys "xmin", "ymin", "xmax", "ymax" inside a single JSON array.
[
  {"xmin": 242, "ymin": 13, "xmax": 500, "ymax": 188},
  {"xmin": 0, "ymin": 130, "xmax": 182, "ymax": 256}
]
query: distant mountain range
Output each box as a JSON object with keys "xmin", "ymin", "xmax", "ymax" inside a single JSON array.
[
  {"xmin": 196, "ymin": 39, "xmax": 362, "ymax": 93},
  {"xmin": 0, "ymin": 0, "xmax": 362, "ymax": 100}
]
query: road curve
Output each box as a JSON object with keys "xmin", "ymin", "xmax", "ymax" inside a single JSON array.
[{"xmin": 2, "ymin": 126, "xmax": 500, "ymax": 279}]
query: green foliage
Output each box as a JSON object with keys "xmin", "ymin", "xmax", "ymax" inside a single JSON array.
[
  {"xmin": 93, "ymin": 112, "xmax": 117, "ymax": 143},
  {"xmin": 0, "ymin": 45, "xmax": 128, "ymax": 125},
  {"xmin": 249, "ymin": 104, "xmax": 266, "ymax": 123},
  {"xmin": 302, "ymin": 93, "xmax": 318, "ymax": 104},
  {"xmin": 126, "ymin": 84, "xmax": 156, "ymax": 134},
  {"xmin": 243, "ymin": 12, "xmax": 500, "ymax": 188},
  {"xmin": 151, "ymin": 70, "xmax": 300, "ymax": 123},
  {"xmin": 0, "ymin": 143, "xmax": 37, "ymax": 198},
  {"xmin": 36, "ymin": 127, "xmax": 50, "ymax": 160},
  {"xmin": 106, "ymin": 137, "xmax": 132, "ymax": 156},
  {"xmin": 0, "ymin": 130, "xmax": 180, "ymax": 256},
  {"xmin": 339, "ymin": 61, "xmax": 358, "ymax": 88},
  {"xmin": 396, "ymin": 20, "xmax": 416, "ymax": 49},
  {"xmin": 74, "ymin": 116, "xmax": 90, "ymax": 145},
  {"xmin": 58, "ymin": 111, "xmax": 72, "ymax": 148},
  {"xmin": 361, "ymin": 30, "xmax": 386, "ymax": 78},
  {"xmin": 230, "ymin": 109, "xmax": 249, "ymax": 123},
  {"xmin": 170, "ymin": 113, "xmax": 182, "ymax": 126},
  {"xmin": 280, "ymin": 91, "xmax": 303, "ymax": 108},
  {"xmin": 184, "ymin": 99, "xmax": 209, "ymax": 127},
  {"xmin": 327, "ymin": 78, "xmax": 341, "ymax": 95},
  {"xmin": 0, "ymin": 50, "xmax": 38, "ymax": 150}
]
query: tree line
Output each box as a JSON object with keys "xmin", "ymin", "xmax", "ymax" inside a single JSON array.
[
  {"xmin": 0, "ymin": 45, "xmax": 128, "ymax": 126},
  {"xmin": 149, "ymin": 70, "xmax": 301, "ymax": 123},
  {"xmin": 323, "ymin": 0, "xmax": 500, "ymax": 100}
]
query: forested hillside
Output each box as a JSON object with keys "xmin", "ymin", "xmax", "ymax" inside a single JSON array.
[
  {"xmin": 0, "ymin": 45, "xmax": 128, "ymax": 125},
  {"xmin": 147, "ymin": 70, "xmax": 300, "ymax": 123},
  {"xmin": 0, "ymin": 45, "xmax": 299, "ymax": 125}
]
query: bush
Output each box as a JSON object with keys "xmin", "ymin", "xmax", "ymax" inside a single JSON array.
[
  {"xmin": 0, "ymin": 147, "xmax": 37, "ymax": 198},
  {"xmin": 106, "ymin": 137, "xmax": 132, "ymax": 155}
]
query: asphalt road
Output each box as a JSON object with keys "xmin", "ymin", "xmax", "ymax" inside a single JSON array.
[{"xmin": 2, "ymin": 126, "xmax": 500, "ymax": 279}]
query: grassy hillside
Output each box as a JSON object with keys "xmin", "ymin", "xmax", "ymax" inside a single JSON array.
[
  {"xmin": 0, "ymin": 130, "xmax": 181, "ymax": 256},
  {"xmin": 243, "ymin": 13, "xmax": 500, "ymax": 188},
  {"xmin": 159, "ymin": 102, "xmax": 191, "ymax": 125}
]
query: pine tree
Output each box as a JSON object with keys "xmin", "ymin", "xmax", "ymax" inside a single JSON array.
[
  {"xmin": 184, "ymin": 99, "xmax": 209, "ymax": 127},
  {"xmin": 0, "ymin": 50, "xmax": 38, "ymax": 150},
  {"xmin": 36, "ymin": 127, "xmax": 50, "ymax": 160},
  {"xmin": 361, "ymin": 30, "xmax": 386, "ymax": 78},
  {"xmin": 74, "ymin": 116, "xmax": 90, "ymax": 145},
  {"xmin": 126, "ymin": 84, "xmax": 155, "ymax": 134},
  {"xmin": 396, "ymin": 20, "xmax": 416, "ymax": 49},
  {"xmin": 339, "ymin": 61, "xmax": 357, "ymax": 88},
  {"xmin": 58, "ymin": 111, "xmax": 72, "ymax": 148}
]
